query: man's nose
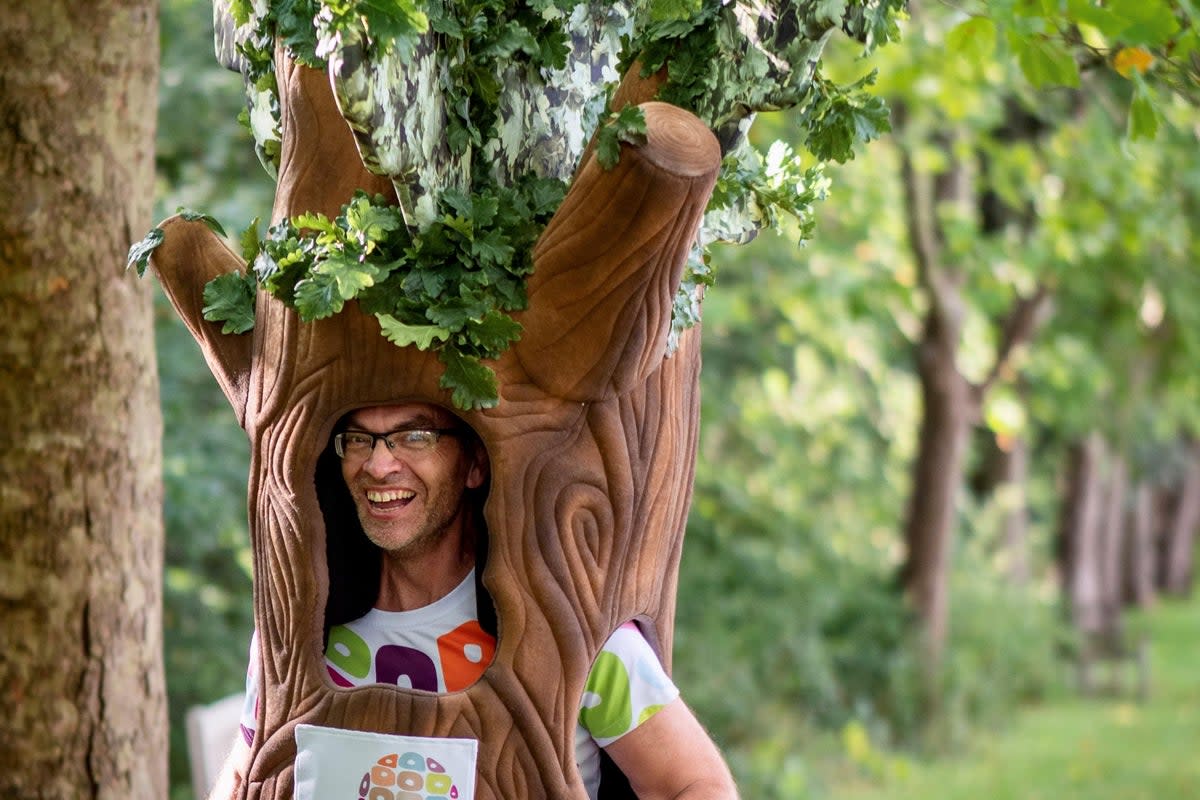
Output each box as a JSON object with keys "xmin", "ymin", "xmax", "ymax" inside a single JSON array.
[{"xmin": 362, "ymin": 440, "xmax": 405, "ymax": 477}]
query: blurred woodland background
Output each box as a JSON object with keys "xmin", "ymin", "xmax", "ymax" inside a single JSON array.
[{"xmin": 149, "ymin": 1, "xmax": 1200, "ymax": 797}]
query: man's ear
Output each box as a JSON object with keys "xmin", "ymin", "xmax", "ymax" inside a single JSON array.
[{"xmin": 466, "ymin": 444, "xmax": 489, "ymax": 490}]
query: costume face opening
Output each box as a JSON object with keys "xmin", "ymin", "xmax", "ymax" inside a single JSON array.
[{"xmin": 315, "ymin": 404, "xmax": 496, "ymax": 667}]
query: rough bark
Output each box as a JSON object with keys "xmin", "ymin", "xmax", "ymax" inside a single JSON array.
[{"xmin": 0, "ymin": 3, "xmax": 166, "ymax": 798}]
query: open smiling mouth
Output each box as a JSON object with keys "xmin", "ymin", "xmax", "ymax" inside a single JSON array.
[{"xmin": 365, "ymin": 489, "xmax": 416, "ymax": 511}]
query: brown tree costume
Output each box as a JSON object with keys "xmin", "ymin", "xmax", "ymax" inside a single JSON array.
[{"xmin": 150, "ymin": 44, "xmax": 720, "ymax": 798}]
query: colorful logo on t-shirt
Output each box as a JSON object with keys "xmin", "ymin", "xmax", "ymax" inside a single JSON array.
[
  {"xmin": 327, "ymin": 621, "xmax": 495, "ymax": 692},
  {"xmin": 356, "ymin": 751, "xmax": 462, "ymax": 799}
]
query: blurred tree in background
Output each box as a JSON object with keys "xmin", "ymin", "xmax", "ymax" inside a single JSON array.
[
  {"xmin": 152, "ymin": 2, "xmax": 1199, "ymax": 798},
  {"xmin": 675, "ymin": 1, "xmax": 1199, "ymax": 793}
]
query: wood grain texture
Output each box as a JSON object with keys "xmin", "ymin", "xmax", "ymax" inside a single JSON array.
[
  {"xmin": 151, "ymin": 217, "xmax": 252, "ymax": 424},
  {"xmin": 150, "ymin": 54, "xmax": 718, "ymax": 800},
  {"xmin": 271, "ymin": 51, "xmax": 396, "ymax": 223}
]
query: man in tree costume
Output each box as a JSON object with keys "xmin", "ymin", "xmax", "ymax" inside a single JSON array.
[
  {"xmin": 218, "ymin": 401, "xmax": 734, "ymax": 798},
  {"xmin": 137, "ymin": 2, "xmax": 899, "ymax": 797}
]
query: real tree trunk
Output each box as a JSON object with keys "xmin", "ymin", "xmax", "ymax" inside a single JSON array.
[
  {"xmin": 1057, "ymin": 433, "xmax": 1107, "ymax": 634},
  {"xmin": 895, "ymin": 116, "xmax": 976, "ymax": 674},
  {"xmin": 1098, "ymin": 453, "xmax": 1128, "ymax": 625},
  {"xmin": 1153, "ymin": 486, "xmax": 1174, "ymax": 590},
  {"xmin": 0, "ymin": 3, "xmax": 165, "ymax": 798},
  {"xmin": 1163, "ymin": 447, "xmax": 1200, "ymax": 595},
  {"xmin": 1124, "ymin": 483, "xmax": 1158, "ymax": 608},
  {"xmin": 998, "ymin": 434, "xmax": 1032, "ymax": 586},
  {"xmin": 900, "ymin": 319, "xmax": 972, "ymax": 667}
]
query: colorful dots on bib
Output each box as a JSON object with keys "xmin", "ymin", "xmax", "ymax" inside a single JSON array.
[{"xmin": 357, "ymin": 751, "xmax": 460, "ymax": 800}]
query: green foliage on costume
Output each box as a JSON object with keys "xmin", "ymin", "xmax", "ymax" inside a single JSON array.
[
  {"xmin": 155, "ymin": 2, "xmax": 914, "ymax": 409},
  {"xmin": 596, "ymin": 106, "xmax": 649, "ymax": 169},
  {"xmin": 126, "ymin": 226, "xmax": 164, "ymax": 277},
  {"xmin": 202, "ymin": 271, "xmax": 258, "ymax": 334},
  {"xmin": 218, "ymin": 181, "xmax": 561, "ymax": 409}
]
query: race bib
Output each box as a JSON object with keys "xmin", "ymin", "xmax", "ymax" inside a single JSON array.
[{"xmin": 294, "ymin": 724, "xmax": 478, "ymax": 800}]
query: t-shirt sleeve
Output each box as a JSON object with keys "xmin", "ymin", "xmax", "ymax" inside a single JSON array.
[
  {"xmin": 578, "ymin": 622, "xmax": 680, "ymax": 747},
  {"xmin": 238, "ymin": 629, "xmax": 260, "ymax": 747}
]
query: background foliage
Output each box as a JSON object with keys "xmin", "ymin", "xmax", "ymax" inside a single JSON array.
[
  {"xmin": 157, "ymin": 3, "xmax": 270, "ymax": 792},
  {"xmin": 155, "ymin": 2, "xmax": 1199, "ymax": 798}
]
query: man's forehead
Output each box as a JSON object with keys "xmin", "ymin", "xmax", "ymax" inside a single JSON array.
[{"xmin": 343, "ymin": 402, "xmax": 456, "ymax": 429}]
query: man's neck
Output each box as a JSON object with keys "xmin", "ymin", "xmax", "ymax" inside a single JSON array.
[{"xmin": 374, "ymin": 538, "xmax": 476, "ymax": 612}]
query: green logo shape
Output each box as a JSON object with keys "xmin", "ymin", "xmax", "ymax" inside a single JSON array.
[{"xmin": 579, "ymin": 650, "xmax": 633, "ymax": 740}]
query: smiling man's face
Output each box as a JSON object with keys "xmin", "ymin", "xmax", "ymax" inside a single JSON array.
[{"xmin": 338, "ymin": 403, "xmax": 487, "ymax": 559}]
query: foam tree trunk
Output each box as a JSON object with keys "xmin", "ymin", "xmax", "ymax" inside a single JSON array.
[{"xmin": 149, "ymin": 50, "xmax": 719, "ymax": 800}]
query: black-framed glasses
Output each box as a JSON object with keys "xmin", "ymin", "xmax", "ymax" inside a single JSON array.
[{"xmin": 333, "ymin": 427, "xmax": 461, "ymax": 459}]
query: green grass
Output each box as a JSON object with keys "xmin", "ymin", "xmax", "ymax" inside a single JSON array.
[{"xmin": 828, "ymin": 599, "xmax": 1200, "ymax": 800}]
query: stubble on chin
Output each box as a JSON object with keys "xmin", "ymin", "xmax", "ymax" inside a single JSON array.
[
  {"xmin": 355, "ymin": 495, "xmax": 464, "ymax": 562},
  {"xmin": 364, "ymin": 518, "xmax": 448, "ymax": 561}
]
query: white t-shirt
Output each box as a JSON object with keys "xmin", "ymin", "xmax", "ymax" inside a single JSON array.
[{"xmin": 240, "ymin": 570, "xmax": 678, "ymax": 799}]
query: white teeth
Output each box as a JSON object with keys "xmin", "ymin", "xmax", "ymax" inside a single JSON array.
[{"xmin": 366, "ymin": 489, "xmax": 415, "ymax": 503}]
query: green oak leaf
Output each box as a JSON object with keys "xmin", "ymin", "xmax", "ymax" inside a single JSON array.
[
  {"xmin": 228, "ymin": 0, "xmax": 253, "ymax": 26},
  {"xmin": 292, "ymin": 211, "xmax": 338, "ymax": 236},
  {"xmin": 176, "ymin": 208, "xmax": 228, "ymax": 237},
  {"xmin": 471, "ymin": 229, "xmax": 514, "ymax": 266},
  {"xmin": 345, "ymin": 196, "xmax": 403, "ymax": 245},
  {"xmin": 805, "ymin": 81, "xmax": 891, "ymax": 164},
  {"xmin": 596, "ymin": 106, "xmax": 648, "ymax": 170},
  {"xmin": 293, "ymin": 272, "xmax": 342, "ymax": 320},
  {"xmin": 377, "ymin": 313, "xmax": 451, "ymax": 349},
  {"xmin": 126, "ymin": 226, "xmax": 164, "ymax": 277},
  {"xmin": 360, "ymin": 0, "xmax": 429, "ymax": 58},
  {"xmin": 812, "ymin": 0, "xmax": 849, "ymax": 26},
  {"xmin": 322, "ymin": 254, "xmax": 382, "ymax": 299},
  {"xmin": 466, "ymin": 311, "xmax": 523, "ymax": 356},
  {"xmin": 401, "ymin": 267, "xmax": 447, "ymax": 299},
  {"xmin": 527, "ymin": 177, "xmax": 568, "ymax": 216},
  {"xmin": 202, "ymin": 271, "xmax": 257, "ymax": 334},
  {"xmin": 427, "ymin": 297, "xmax": 488, "ymax": 331},
  {"xmin": 439, "ymin": 348, "xmax": 500, "ymax": 410},
  {"xmin": 239, "ymin": 217, "xmax": 261, "ymax": 264},
  {"xmin": 275, "ymin": 0, "xmax": 323, "ymax": 67}
]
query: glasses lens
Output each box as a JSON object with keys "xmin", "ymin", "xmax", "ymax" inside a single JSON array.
[
  {"xmin": 336, "ymin": 428, "xmax": 454, "ymax": 459},
  {"xmin": 387, "ymin": 430, "xmax": 439, "ymax": 451},
  {"xmin": 337, "ymin": 431, "xmax": 375, "ymax": 458}
]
